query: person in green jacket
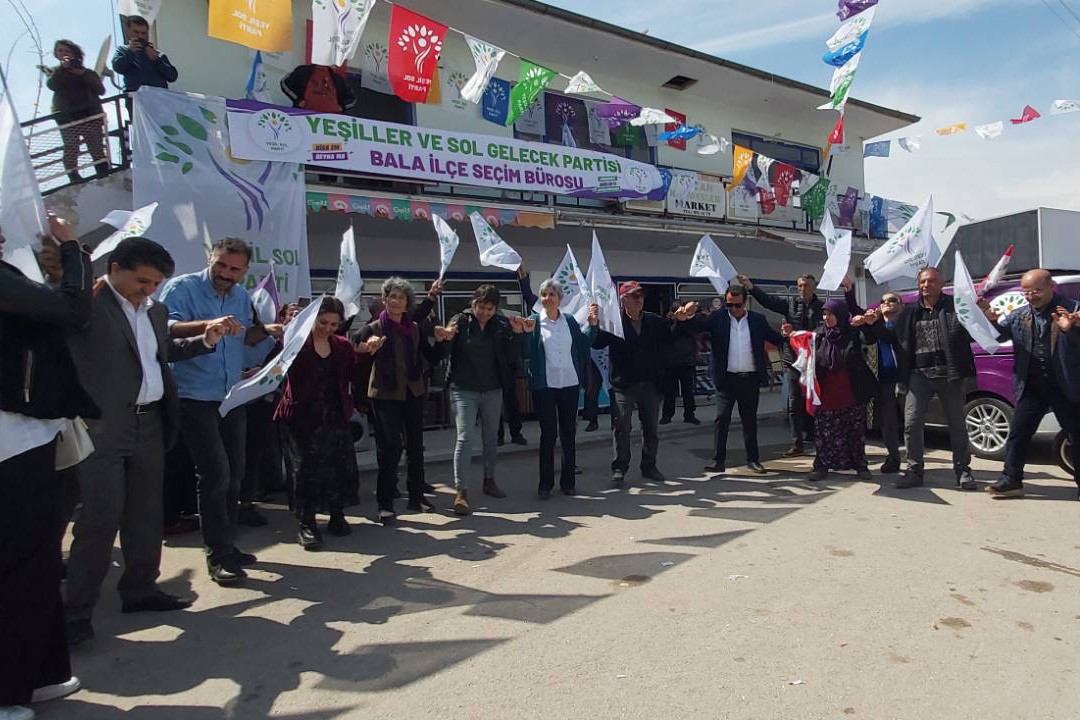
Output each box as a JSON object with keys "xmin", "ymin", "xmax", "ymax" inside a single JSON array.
[{"xmin": 513, "ymin": 279, "xmax": 598, "ymax": 498}]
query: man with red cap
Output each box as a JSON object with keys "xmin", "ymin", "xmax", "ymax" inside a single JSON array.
[{"xmin": 593, "ymin": 281, "xmax": 681, "ymax": 486}]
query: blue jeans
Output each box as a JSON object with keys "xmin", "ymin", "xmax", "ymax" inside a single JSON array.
[{"xmin": 450, "ymin": 387, "xmax": 503, "ymax": 491}]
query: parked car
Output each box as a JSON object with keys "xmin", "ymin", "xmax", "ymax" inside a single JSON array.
[{"xmin": 880, "ymin": 273, "xmax": 1080, "ymax": 473}]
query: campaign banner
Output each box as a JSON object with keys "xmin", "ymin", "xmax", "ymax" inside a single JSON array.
[
  {"xmin": 132, "ymin": 88, "xmax": 310, "ymax": 302},
  {"xmin": 225, "ymin": 99, "xmax": 666, "ymax": 200}
]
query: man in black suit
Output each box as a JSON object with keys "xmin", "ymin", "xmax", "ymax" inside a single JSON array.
[
  {"xmin": 981, "ymin": 269, "xmax": 1080, "ymax": 498},
  {"xmin": 677, "ymin": 285, "xmax": 785, "ymax": 474},
  {"xmin": 64, "ymin": 238, "xmax": 226, "ymax": 646}
]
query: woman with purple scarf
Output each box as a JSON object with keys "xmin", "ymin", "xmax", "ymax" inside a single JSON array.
[
  {"xmin": 357, "ymin": 277, "xmax": 446, "ymax": 523},
  {"xmin": 807, "ymin": 299, "xmax": 878, "ymax": 481}
]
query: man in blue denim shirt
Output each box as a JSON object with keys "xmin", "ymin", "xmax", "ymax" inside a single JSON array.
[{"xmin": 159, "ymin": 238, "xmax": 280, "ymax": 585}]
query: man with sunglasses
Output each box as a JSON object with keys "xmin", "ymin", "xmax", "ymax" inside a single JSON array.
[
  {"xmin": 843, "ymin": 278, "xmax": 904, "ymax": 474},
  {"xmin": 738, "ymin": 273, "xmax": 823, "ymax": 457},
  {"xmin": 675, "ymin": 285, "xmax": 784, "ymax": 475},
  {"xmin": 980, "ymin": 269, "xmax": 1080, "ymax": 499}
]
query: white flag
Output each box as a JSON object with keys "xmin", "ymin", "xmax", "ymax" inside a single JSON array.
[
  {"xmin": 975, "ymin": 121, "xmax": 1004, "ymax": 139},
  {"xmin": 818, "ymin": 213, "xmax": 852, "ymax": 291},
  {"xmin": 460, "ymin": 36, "xmax": 505, "ymax": 104},
  {"xmin": 689, "ymin": 234, "xmax": 738, "ymax": 295},
  {"xmin": 897, "ymin": 136, "xmax": 921, "ymax": 153},
  {"xmin": 0, "ymin": 82, "xmax": 47, "ymax": 282},
  {"xmin": 310, "ymin": 0, "xmax": 374, "ymax": 67},
  {"xmin": 93, "ymin": 36, "xmax": 113, "ymax": 78},
  {"xmin": 334, "ymin": 225, "xmax": 364, "ymax": 319},
  {"xmin": 565, "ymin": 71, "xmax": 603, "ymax": 95},
  {"xmin": 696, "ymin": 134, "xmax": 721, "ymax": 155},
  {"xmin": 251, "ymin": 261, "xmax": 280, "ymax": 325},
  {"xmin": 826, "ymin": 6, "xmax": 876, "ymax": 51},
  {"xmin": 117, "ymin": 0, "xmax": 164, "ymax": 24},
  {"xmin": 953, "ymin": 250, "xmax": 1002, "ymax": 354},
  {"xmin": 585, "ymin": 232, "xmax": 622, "ymax": 338},
  {"xmin": 1051, "ymin": 99, "xmax": 1080, "ymax": 115},
  {"xmin": 630, "ymin": 108, "xmax": 678, "ymax": 126},
  {"xmin": 432, "ymin": 215, "xmax": 459, "ymax": 279},
  {"xmin": 91, "ymin": 202, "xmax": 158, "ymax": 261},
  {"xmin": 865, "ymin": 195, "xmax": 935, "ymax": 284},
  {"xmin": 218, "ymin": 295, "xmax": 325, "ymax": 417},
  {"xmin": 536, "ymin": 245, "xmax": 590, "ymax": 328},
  {"xmin": 469, "ymin": 212, "xmax": 521, "ymax": 271},
  {"xmin": 244, "ymin": 51, "xmax": 272, "ymax": 103}
]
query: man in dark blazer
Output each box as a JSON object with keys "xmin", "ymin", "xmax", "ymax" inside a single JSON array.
[
  {"xmin": 982, "ymin": 269, "xmax": 1080, "ymax": 498},
  {"xmin": 677, "ymin": 284, "xmax": 785, "ymax": 474},
  {"xmin": 64, "ymin": 238, "xmax": 225, "ymax": 646}
]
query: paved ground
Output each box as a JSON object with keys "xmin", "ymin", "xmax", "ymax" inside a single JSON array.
[{"xmin": 42, "ymin": 414, "xmax": 1080, "ymax": 720}]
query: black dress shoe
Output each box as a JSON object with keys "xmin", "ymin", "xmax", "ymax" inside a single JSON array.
[
  {"xmin": 237, "ymin": 504, "xmax": 268, "ymax": 527},
  {"xmin": 537, "ymin": 488, "xmax": 552, "ymax": 499},
  {"xmin": 957, "ymin": 469, "xmax": 978, "ymax": 491},
  {"xmin": 207, "ymin": 559, "xmax": 246, "ymax": 586},
  {"xmin": 66, "ymin": 619, "xmax": 94, "ymax": 646},
  {"xmin": 659, "ymin": 417, "xmax": 672, "ymax": 425},
  {"xmin": 684, "ymin": 416, "xmax": 701, "ymax": 425},
  {"xmin": 327, "ymin": 514, "xmax": 352, "ymax": 536},
  {"xmin": 406, "ymin": 497, "xmax": 437, "ymax": 512},
  {"xmin": 641, "ymin": 468, "xmax": 667, "ymax": 483},
  {"xmin": 511, "ymin": 434, "xmax": 528, "ymax": 446},
  {"xmin": 122, "ymin": 591, "xmax": 194, "ymax": 614},
  {"xmin": 423, "ymin": 482, "xmax": 437, "ymax": 494},
  {"xmin": 298, "ymin": 525, "xmax": 323, "ymax": 550},
  {"xmin": 561, "ymin": 487, "xmax": 577, "ymax": 496},
  {"xmin": 894, "ymin": 471, "xmax": 924, "ymax": 489},
  {"xmin": 879, "ymin": 457, "xmax": 902, "ymax": 474},
  {"xmin": 585, "ymin": 421, "xmax": 599, "ymax": 432},
  {"xmin": 704, "ymin": 463, "xmax": 726, "ymax": 473},
  {"xmin": 747, "ymin": 462, "xmax": 767, "ymax": 474},
  {"xmin": 231, "ymin": 549, "xmax": 257, "ymax": 567}
]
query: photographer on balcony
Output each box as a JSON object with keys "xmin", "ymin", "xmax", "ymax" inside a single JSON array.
[
  {"xmin": 40, "ymin": 40, "xmax": 109, "ymax": 184},
  {"xmin": 112, "ymin": 15, "xmax": 178, "ymax": 116}
]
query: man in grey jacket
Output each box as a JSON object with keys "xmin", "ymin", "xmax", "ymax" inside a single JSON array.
[{"xmin": 64, "ymin": 238, "xmax": 226, "ymax": 646}]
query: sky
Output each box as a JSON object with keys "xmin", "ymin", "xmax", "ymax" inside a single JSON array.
[{"xmin": 4, "ymin": 0, "xmax": 1080, "ymax": 221}]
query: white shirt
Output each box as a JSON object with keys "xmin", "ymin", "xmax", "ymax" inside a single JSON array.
[
  {"xmin": 107, "ymin": 279, "xmax": 164, "ymax": 404},
  {"xmin": 727, "ymin": 314, "xmax": 756, "ymax": 373},
  {"xmin": 0, "ymin": 411, "xmax": 65, "ymax": 463},
  {"xmin": 540, "ymin": 312, "xmax": 579, "ymax": 389}
]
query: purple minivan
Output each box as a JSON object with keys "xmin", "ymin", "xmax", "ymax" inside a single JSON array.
[{"xmin": 895, "ymin": 273, "xmax": 1079, "ymax": 473}]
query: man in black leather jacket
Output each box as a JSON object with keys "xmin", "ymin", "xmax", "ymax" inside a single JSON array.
[{"xmin": 0, "ymin": 217, "xmax": 98, "ymax": 713}]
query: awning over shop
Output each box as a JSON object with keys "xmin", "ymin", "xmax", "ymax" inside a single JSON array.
[{"xmin": 306, "ymin": 189, "xmax": 555, "ymax": 230}]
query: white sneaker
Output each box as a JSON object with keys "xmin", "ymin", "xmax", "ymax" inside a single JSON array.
[
  {"xmin": 31, "ymin": 676, "xmax": 80, "ymax": 703},
  {"xmin": 0, "ymin": 705, "xmax": 34, "ymax": 720}
]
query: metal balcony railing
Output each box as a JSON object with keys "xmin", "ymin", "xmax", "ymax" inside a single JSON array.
[{"xmin": 21, "ymin": 93, "xmax": 131, "ymax": 195}]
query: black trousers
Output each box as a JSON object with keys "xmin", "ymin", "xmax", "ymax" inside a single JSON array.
[
  {"xmin": 498, "ymin": 377, "xmax": 523, "ymax": 441},
  {"xmin": 786, "ymin": 367, "xmax": 813, "ymax": 443},
  {"xmin": 370, "ymin": 392, "xmax": 425, "ymax": 512},
  {"xmin": 244, "ymin": 398, "xmax": 285, "ymax": 502},
  {"xmin": 714, "ymin": 372, "xmax": 761, "ymax": 466},
  {"xmin": 662, "ymin": 365, "xmax": 697, "ymax": 420},
  {"xmin": 0, "ymin": 439, "xmax": 71, "ymax": 706},
  {"xmin": 533, "ymin": 386, "xmax": 579, "ymax": 491},
  {"xmin": 582, "ymin": 359, "xmax": 602, "ymax": 423},
  {"xmin": 1003, "ymin": 373, "xmax": 1080, "ymax": 486},
  {"xmin": 162, "ymin": 440, "xmax": 198, "ymax": 526},
  {"xmin": 178, "ymin": 401, "xmax": 247, "ymax": 563}
]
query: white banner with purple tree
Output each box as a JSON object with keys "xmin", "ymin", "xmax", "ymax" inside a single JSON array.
[{"xmin": 132, "ymin": 88, "xmax": 310, "ymax": 302}]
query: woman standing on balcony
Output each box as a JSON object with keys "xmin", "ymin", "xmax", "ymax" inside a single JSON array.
[
  {"xmin": 42, "ymin": 40, "xmax": 109, "ymax": 184},
  {"xmin": 356, "ymin": 278, "xmax": 446, "ymax": 524}
]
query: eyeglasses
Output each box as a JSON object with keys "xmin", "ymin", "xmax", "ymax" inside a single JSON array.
[
  {"xmin": 1021, "ymin": 289, "xmax": 1047, "ymax": 296},
  {"xmin": 726, "ymin": 302, "xmax": 744, "ymax": 309}
]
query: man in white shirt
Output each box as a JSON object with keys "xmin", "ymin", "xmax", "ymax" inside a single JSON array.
[
  {"xmin": 64, "ymin": 238, "xmax": 225, "ymax": 647},
  {"xmin": 676, "ymin": 285, "xmax": 785, "ymax": 475}
]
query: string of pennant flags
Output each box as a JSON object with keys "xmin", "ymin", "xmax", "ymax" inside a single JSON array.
[
  {"xmin": 863, "ymin": 99, "xmax": 1080, "ymax": 158},
  {"xmin": 219, "ymin": 0, "xmax": 972, "ymax": 239}
]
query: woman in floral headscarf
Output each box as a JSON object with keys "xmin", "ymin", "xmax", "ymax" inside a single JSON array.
[{"xmin": 807, "ymin": 299, "xmax": 878, "ymax": 481}]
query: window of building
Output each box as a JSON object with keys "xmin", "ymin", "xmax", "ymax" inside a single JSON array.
[{"xmin": 731, "ymin": 131, "xmax": 820, "ymax": 174}]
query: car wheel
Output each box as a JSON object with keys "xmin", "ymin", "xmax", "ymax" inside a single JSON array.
[
  {"xmin": 1055, "ymin": 431, "xmax": 1074, "ymax": 475},
  {"xmin": 963, "ymin": 397, "xmax": 1012, "ymax": 460}
]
